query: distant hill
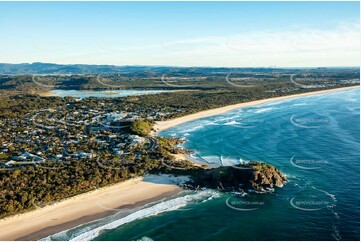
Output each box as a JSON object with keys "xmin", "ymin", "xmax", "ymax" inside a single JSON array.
[
  {"xmin": 1, "ymin": 62, "xmax": 351, "ymax": 75},
  {"xmin": 0, "ymin": 62, "xmax": 231, "ymax": 75},
  {"xmin": 0, "ymin": 62, "xmax": 354, "ymax": 75},
  {"xmin": 0, "ymin": 63, "xmax": 358, "ymax": 92},
  {"xmin": 0, "ymin": 62, "xmax": 164, "ymax": 75}
]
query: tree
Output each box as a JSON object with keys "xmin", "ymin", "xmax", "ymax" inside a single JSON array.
[{"xmin": 130, "ymin": 120, "xmax": 152, "ymax": 136}]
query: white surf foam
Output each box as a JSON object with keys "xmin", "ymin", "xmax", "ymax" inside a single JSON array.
[
  {"xmin": 224, "ymin": 120, "xmax": 240, "ymax": 125},
  {"xmin": 138, "ymin": 236, "xmax": 154, "ymax": 241},
  {"xmin": 193, "ymin": 155, "xmax": 221, "ymax": 165},
  {"xmin": 220, "ymin": 156, "xmax": 239, "ymax": 166},
  {"xmin": 311, "ymin": 186, "xmax": 337, "ymax": 202},
  {"xmin": 253, "ymin": 107, "xmax": 274, "ymax": 113},
  {"xmin": 292, "ymin": 102, "xmax": 308, "ymax": 106},
  {"xmin": 43, "ymin": 190, "xmax": 219, "ymax": 241}
]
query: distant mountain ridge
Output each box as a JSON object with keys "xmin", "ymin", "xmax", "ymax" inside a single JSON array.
[
  {"xmin": 0, "ymin": 62, "xmax": 354, "ymax": 75},
  {"xmin": 0, "ymin": 62, "xmax": 162, "ymax": 75}
]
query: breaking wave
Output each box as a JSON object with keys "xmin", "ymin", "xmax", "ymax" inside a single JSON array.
[{"xmin": 41, "ymin": 190, "xmax": 220, "ymax": 241}]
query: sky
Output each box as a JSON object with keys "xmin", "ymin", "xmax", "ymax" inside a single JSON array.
[{"xmin": 0, "ymin": 1, "xmax": 359, "ymax": 67}]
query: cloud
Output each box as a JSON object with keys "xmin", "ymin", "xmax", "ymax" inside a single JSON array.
[
  {"xmin": 154, "ymin": 22, "xmax": 360, "ymax": 67},
  {"xmin": 12, "ymin": 21, "xmax": 361, "ymax": 67}
]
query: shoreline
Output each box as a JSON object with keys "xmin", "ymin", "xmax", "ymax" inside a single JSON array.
[
  {"xmin": 38, "ymin": 91, "xmax": 54, "ymax": 97},
  {"xmin": 0, "ymin": 175, "xmax": 185, "ymax": 241},
  {"xmin": 152, "ymin": 86, "xmax": 359, "ymax": 135},
  {"xmin": 0, "ymin": 85, "xmax": 358, "ymax": 240}
]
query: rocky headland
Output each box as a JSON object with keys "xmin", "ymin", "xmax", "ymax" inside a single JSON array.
[{"xmin": 171, "ymin": 161, "xmax": 287, "ymax": 193}]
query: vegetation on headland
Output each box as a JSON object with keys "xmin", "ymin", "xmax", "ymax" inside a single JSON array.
[
  {"xmin": 187, "ymin": 162, "xmax": 287, "ymax": 192},
  {"xmin": 130, "ymin": 120, "xmax": 152, "ymax": 136},
  {"xmin": 0, "ymin": 148, "xmax": 286, "ymax": 219},
  {"xmin": 0, "ymin": 68, "xmax": 358, "ymax": 219}
]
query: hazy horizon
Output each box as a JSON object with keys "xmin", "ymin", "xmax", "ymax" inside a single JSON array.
[{"xmin": 0, "ymin": 61, "xmax": 360, "ymax": 69}]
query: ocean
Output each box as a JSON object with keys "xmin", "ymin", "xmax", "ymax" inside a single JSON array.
[{"xmin": 44, "ymin": 88, "xmax": 360, "ymax": 241}]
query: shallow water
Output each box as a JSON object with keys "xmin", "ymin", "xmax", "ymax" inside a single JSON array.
[{"xmin": 45, "ymin": 88, "xmax": 360, "ymax": 241}]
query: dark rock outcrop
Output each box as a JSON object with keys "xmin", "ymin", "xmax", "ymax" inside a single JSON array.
[{"xmin": 188, "ymin": 161, "xmax": 287, "ymax": 193}]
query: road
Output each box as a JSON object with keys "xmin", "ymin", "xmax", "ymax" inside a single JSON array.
[{"xmin": 146, "ymin": 137, "xmax": 157, "ymax": 152}]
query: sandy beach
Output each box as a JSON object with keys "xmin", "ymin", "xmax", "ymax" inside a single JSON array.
[
  {"xmin": 0, "ymin": 85, "xmax": 358, "ymax": 241},
  {"xmin": 0, "ymin": 175, "xmax": 185, "ymax": 241},
  {"xmin": 38, "ymin": 91, "xmax": 54, "ymax": 97},
  {"xmin": 152, "ymin": 86, "xmax": 359, "ymax": 134}
]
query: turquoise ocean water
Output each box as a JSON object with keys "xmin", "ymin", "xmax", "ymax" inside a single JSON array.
[{"xmin": 45, "ymin": 88, "xmax": 360, "ymax": 241}]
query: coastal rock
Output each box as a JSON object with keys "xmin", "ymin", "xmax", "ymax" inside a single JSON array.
[
  {"xmin": 188, "ymin": 161, "xmax": 287, "ymax": 193},
  {"xmin": 248, "ymin": 162, "xmax": 287, "ymax": 192}
]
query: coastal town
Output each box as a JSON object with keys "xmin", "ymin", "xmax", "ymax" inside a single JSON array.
[
  {"xmin": 0, "ymin": 65, "xmax": 359, "ymax": 241},
  {"xmin": 0, "ymin": 0, "xmax": 360, "ymax": 240},
  {"xmin": 0, "ymin": 98, "xmax": 181, "ymax": 169},
  {"xmin": 0, "ymin": 73, "xmax": 359, "ymax": 170}
]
